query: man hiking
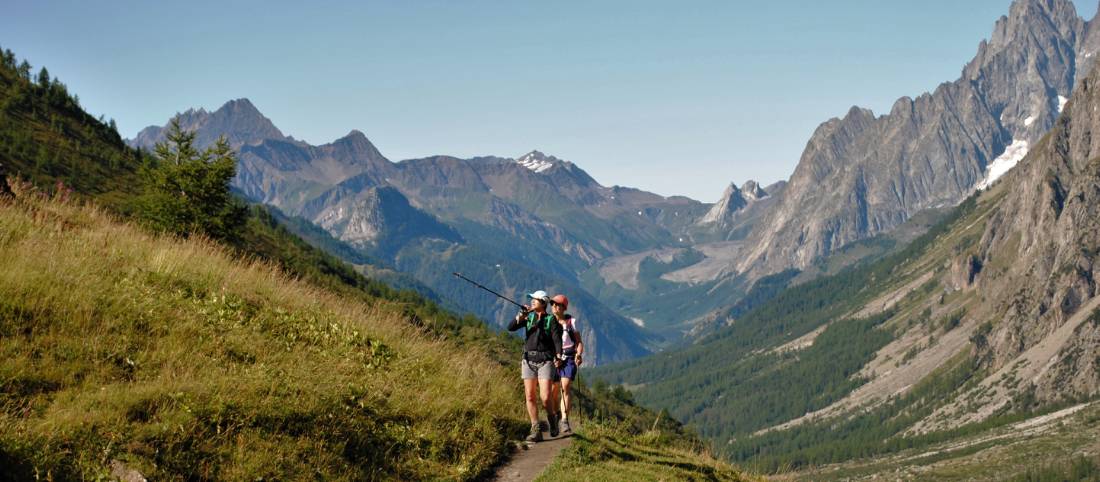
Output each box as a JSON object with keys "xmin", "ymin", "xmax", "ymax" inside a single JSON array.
[
  {"xmin": 508, "ymin": 290, "xmax": 564, "ymax": 442},
  {"xmin": 549, "ymin": 294, "xmax": 583, "ymax": 434}
]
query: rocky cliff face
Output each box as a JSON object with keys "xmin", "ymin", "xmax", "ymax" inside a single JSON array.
[
  {"xmin": 970, "ymin": 60, "xmax": 1100, "ymax": 403},
  {"xmin": 886, "ymin": 56, "xmax": 1100, "ymax": 433},
  {"xmin": 311, "ymin": 186, "xmax": 461, "ymax": 256},
  {"xmin": 736, "ymin": 0, "xmax": 1100, "ymax": 277}
]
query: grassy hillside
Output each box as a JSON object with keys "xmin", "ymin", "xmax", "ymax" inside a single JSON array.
[
  {"xmin": 537, "ymin": 422, "xmax": 759, "ymax": 482},
  {"xmin": 0, "ymin": 190, "xmax": 525, "ymax": 479},
  {"xmin": 535, "ymin": 379, "xmax": 759, "ymax": 481},
  {"xmin": 0, "ymin": 45, "xmax": 144, "ymax": 212}
]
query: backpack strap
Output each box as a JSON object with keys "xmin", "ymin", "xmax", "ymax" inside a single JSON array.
[
  {"xmin": 563, "ymin": 316, "xmax": 576, "ymax": 344},
  {"xmin": 564, "ymin": 316, "xmax": 576, "ymax": 333},
  {"xmin": 526, "ymin": 312, "xmax": 553, "ymax": 332}
]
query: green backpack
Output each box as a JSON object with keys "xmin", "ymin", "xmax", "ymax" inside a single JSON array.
[{"xmin": 525, "ymin": 312, "xmax": 554, "ymax": 333}]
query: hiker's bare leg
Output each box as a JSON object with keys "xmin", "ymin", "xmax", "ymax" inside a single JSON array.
[
  {"xmin": 524, "ymin": 378, "xmax": 540, "ymax": 423},
  {"xmin": 549, "ymin": 380, "xmax": 561, "ymax": 415},
  {"xmin": 561, "ymin": 378, "xmax": 573, "ymax": 418},
  {"xmin": 539, "ymin": 378, "xmax": 554, "ymax": 416}
]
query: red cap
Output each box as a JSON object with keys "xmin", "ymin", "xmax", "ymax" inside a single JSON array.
[{"xmin": 551, "ymin": 294, "xmax": 569, "ymax": 310}]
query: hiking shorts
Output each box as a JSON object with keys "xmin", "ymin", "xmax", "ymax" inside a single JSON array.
[
  {"xmin": 521, "ymin": 359, "xmax": 558, "ymax": 380},
  {"xmin": 558, "ymin": 355, "xmax": 578, "ymax": 380}
]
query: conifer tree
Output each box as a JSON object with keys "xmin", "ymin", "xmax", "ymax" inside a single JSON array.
[
  {"xmin": 139, "ymin": 118, "xmax": 245, "ymax": 242},
  {"xmin": 36, "ymin": 67, "xmax": 49, "ymax": 88},
  {"xmin": 17, "ymin": 60, "xmax": 31, "ymax": 80}
]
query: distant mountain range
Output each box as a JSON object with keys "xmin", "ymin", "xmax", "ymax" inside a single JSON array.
[
  {"xmin": 131, "ymin": 0, "xmax": 1100, "ymax": 365},
  {"xmin": 131, "ymin": 100, "xmax": 718, "ymax": 363},
  {"xmin": 582, "ymin": 0, "xmax": 1100, "ymax": 337}
]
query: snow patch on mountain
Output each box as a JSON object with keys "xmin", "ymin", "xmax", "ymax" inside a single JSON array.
[
  {"xmin": 1058, "ymin": 95, "xmax": 1068, "ymax": 113},
  {"xmin": 978, "ymin": 139, "xmax": 1029, "ymax": 189},
  {"xmin": 516, "ymin": 151, "xmax": 555, "ymax": 173},
  {"xmin": 1024, "ymin": 115, "xmax": 1036, "ymax": 126}
]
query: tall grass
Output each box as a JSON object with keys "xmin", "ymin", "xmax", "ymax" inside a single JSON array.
[{"xmin": 0, "ymin": 188, "xmax": 526, "ymax": 480}]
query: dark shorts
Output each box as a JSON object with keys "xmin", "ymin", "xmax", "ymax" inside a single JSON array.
[{"xmin": 558, "ymin": 355, "xmax": 579, "ymax": 380}]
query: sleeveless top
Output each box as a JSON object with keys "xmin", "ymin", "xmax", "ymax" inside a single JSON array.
[{"xmin": 561, "ymin": 316, "xmax": 579, "ymax": 352}]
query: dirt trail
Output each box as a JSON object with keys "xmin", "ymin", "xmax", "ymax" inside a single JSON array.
[{"xmin": 490, "ymin": 426, "xmax": 575, "ymax": 482}]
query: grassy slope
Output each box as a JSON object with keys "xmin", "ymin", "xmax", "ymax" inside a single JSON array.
[
  {"xmin": 0, "ymin": 192, "xmax": 524, "ymax": 480},
  {"xmin": 0, "ymin": 52, "xmax": 143, "ymax": 213},
  {"xmin": 537, "ymin": 422, "xmax": 760, "ymax": 482},
  {"xmin": 536, "ymin": 380, "xmax": 759, "ymax": 481}
]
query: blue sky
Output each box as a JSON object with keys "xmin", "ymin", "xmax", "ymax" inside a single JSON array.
[{"xmin": 4, "ymin": 1, "xmax": 1096, "ymax": 202}]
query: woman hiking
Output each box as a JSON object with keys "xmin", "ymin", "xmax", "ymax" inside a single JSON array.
[
  {"xmin": 507, "ymin": 290, "xmax": 564, "ymax": 442},
  {"xmin": 549, "ymin": 294, "xmax": 583, "ymax": 434}
]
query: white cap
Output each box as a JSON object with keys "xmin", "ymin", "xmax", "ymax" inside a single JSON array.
[{"xmin": 527, "ymin": 290, "xmax": 550, "ymax": 302}]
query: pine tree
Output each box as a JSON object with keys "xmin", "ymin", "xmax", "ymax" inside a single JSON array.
[
  {"xmin": 36, "ymin": 67, "xmax": 50, "ymax": 88},
  {"xmin": 138, "ymin": 118, "xmax": 246, "ymax": 242},
  {"xmin": 17, "ymin": 60, "xmax": 31, "ymax": 80}
]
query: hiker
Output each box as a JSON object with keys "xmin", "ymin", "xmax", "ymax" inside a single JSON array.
[
  {"xmin": 507, "ymin": 290, "xmax": 564, "ymax": 442},
  {"xmin": 549, "ymin": 294, "xmax": 583, "ymax": 434}
]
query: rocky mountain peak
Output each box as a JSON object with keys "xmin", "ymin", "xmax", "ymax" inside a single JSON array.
[
  {"xmin": 989, "ymin": 0, "xmax": 1081, "ymax": 49},
  {"xmin": 317, "ymin": 129, "xmax": 392, "ymax": 177},
  {"xmin": 731, "ymin": 0, "xmax": 1097, "ymax": 279},
  {"xmin": 129, "ymin": 97, "xmax": 285, "ymax": 150},
  {"xmin": 516, "ymin": 150, "xmax": 559, "ymax": 173},
  {"xmin": 698, "ymin": 182, "xmax": 748, "ymax": 226},
  {"xmin": 218, "ymin": 97, "xmax": 262, "ymax": 118},
  {"xmin": 741, "ymin": 180, "xmax": 768, "ymax": 202},
  {"xmin": 202, "ymin": 98, "xmax": 285, "ymax": 146},
  {"xmin": 331, "ymin": 129, "xmax": 381, "ymax": 156}
]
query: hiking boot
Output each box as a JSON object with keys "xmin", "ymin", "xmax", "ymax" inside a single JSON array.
[
  {"xmin": 548, "ymin": 412, "xmax": 560, "ymax": 438},
  {"xmin": 526, "ymin": 422, "xmax": 542, "ymax": 443},
  {"xmin": 560, "ymin": 418, "xmax": 572, "ymax": 434}
]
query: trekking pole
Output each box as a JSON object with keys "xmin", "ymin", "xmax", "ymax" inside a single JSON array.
[{"xmin": 451, "ymin": 272, "xmax": 526, "ymax": 309}]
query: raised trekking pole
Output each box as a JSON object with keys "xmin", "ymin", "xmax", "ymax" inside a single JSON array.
[{"xmin": 452, "ymin": 272, "xmax": 526, "ymax": 309}]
